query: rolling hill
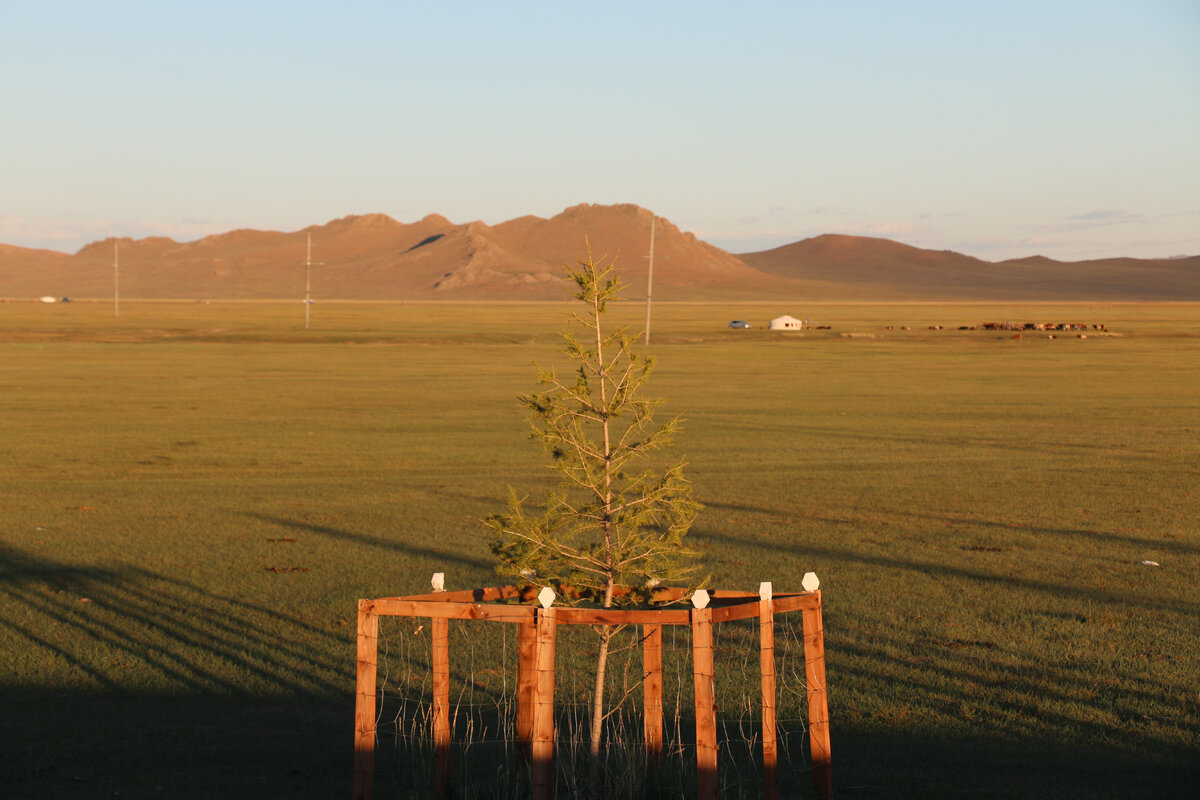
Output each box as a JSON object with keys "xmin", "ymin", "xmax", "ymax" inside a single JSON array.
[
  {"xmin": 738, "ymin": 234, "xmax": 1200, "ymax": 301},
  {"xmin": 0, "ymin": 205, "xmax": 786, "ymax": 302},
  {"xmin": 2, "ymin": 207, "xmax": 1197, "ymax": 301}
]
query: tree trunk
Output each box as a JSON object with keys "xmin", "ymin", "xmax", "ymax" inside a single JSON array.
[
  {"xmin": 587, "ymin": 579, "xmax": 616, "ymax": 797},
  {"xmin": 588, "ymin": 261, "xmax": 617, "ymax": 797},
  {"xmin": 588, "ymin": 625, "xmax": 612, "ymax": 795}
]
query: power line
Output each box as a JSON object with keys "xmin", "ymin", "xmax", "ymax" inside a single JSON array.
[
  {"xmin": 305, "ymin": 232, "xmax": 323, "ymax": 330},
  {"xmin": 644, "ymin": 217, "xmax": 655, "ymax": 346}
]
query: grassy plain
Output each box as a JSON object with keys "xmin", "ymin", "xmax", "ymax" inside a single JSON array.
[{"xmin": 1, "ymin": 300, "xmax": 1198, "ymax": 798}]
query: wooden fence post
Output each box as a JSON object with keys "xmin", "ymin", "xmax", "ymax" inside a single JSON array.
[
  {"xmin": 803, "ymin": 591, "xmax": 833, "ymax": 800},
  {"xmin": 516, "ymin": 614, "xmax": 538, "ymax": 767},
  {"xmin": 691, "ymin": 591, "xmax": 718, "ymax": 800},
  {"xmin": 643, "ymin": 623, "xmax": 664, "ymax": 762},
  {"xmin": 531, "ymin": 591, "xmax": 558, "ymax": 800},
  {"xmin": 354, "ymin": 599, "xmax": 379, "ymax": 800},
  {"xmin": 432, "ymin": 576, "xmax": 451, "ymax": 797},
  {"xmin": 759, "ymin": 583, "xmax": 778, "ymax": 800}
]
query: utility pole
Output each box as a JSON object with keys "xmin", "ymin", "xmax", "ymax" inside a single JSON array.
[
  {"xmin": 305, "ymin": 232, "xmax": 323, "ymax": 330},
  {"xmin": 113, "ymin": 241, "xmax": 119, "ymax": 318},
  {"xmin": 644, "ymin": 215, "xmax": 655, "ymax": 346}
]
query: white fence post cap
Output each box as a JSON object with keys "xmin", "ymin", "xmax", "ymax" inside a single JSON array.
[
  {"xmin": 431, "ymin": 572, "xmax": 445, "ymax": 592},
  {"xmin": 537, "ymin": 586, "xmax": 556, "ymax": 609},
  {"xmin": 802, "ymin": 572, "xmax": 820, "ymax": 592},
  {"xmin": 691, "ymin": 589, "xmax": 710, "ymax": 609}
]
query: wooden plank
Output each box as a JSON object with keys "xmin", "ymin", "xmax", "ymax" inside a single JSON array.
[
  {"xmin": 642, "ymin": 624, "xmax": 664, "ymax": 762},
  {"xmin": 760, "ymin": 594, "xmax": 778, "ymax": 800},
  {"xmin": 769, "ymin": 593, "xmax": 821, "ymax": 614},
  {"xmin": 554, "ymin": 607, "xmax": 692, "ymax": 626},
  {"xmin": 692, "ymin": 606, "xmax": 718, "ymax": 800},
  {"xmin": 368, "ymin": 597, "xmax": 696, "ymax": 626},
  {"xmin": 369, "ymin": 598, "xmax": 535, "ymax": 622},
  {"xmin": 531, "ymin": 607, "xmax": 558, "ymax": 800},
  {"xmin": 432, "ymin": 616, "xmax": 450, "ymax": 797},
  {"xmin": 516, "ymin": 616, "xmax": 537, "ymax": 766},
  {"xmin": 709, "ymin": 603, "xmax": 757, "ymax": 624},
  {"xmin": 365, "ymin": 594, "xmax": 820, "ymax": 626},
  {"xmin": 371, "ymin": 586, "xmax": 816, "ymax": 610},
  {"xmin": 802, "ymin": 592, "xmax": 833, "ymax": 799},
  {"xmin": 696, "ymin": 593, "xmax": 812, "ymax": 623},
  {"xmin": 353, "ymin": 600, "xmax": 378, "ymax": 800}
]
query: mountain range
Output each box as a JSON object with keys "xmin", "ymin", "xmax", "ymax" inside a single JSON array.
[{"xmin": 2, "ymin": 203, "xmax": 1197, "ymax": 301}]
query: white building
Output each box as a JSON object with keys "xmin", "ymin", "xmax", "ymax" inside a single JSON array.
[{"xmin": 768, "ymin": 314, "xmax": 804, "ymax": 330}]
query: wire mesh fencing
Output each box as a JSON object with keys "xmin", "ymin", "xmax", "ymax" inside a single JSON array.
[{"xmin": 368, "ymin": 608, "xmax": 822, "ymax": 799}]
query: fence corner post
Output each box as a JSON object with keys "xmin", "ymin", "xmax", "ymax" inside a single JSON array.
[
  {"xmin": 803, "ymin": 590, "xmax": 833, "ymax": 799},
  {"xmin": 432, "ymin": 577, "xmax": 451, "ymax": 797},
  {"xmin": 531, "ymin": 595, "xmax": 558, "ymax": 800},
  {"xmin": 691, "ymin": 590, "xmax": 718, "ymax": 800},
  {"xmin": 759, "ymin": 582, "xmax": 779, "ymax": 800},
  {"xmin": 354, "ymin": 599, "xmax": 379, "ymax": 800}
]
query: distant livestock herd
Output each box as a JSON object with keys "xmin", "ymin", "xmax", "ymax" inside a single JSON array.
[
  {"xmin": 977, "ymin": 321, "xmax": 1107, "ymax": 332},
  {"xmin": 914, "ymin": 322, "xmax": 1108, "ymax": 332}
]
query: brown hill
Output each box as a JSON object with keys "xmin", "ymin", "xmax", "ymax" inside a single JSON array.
[
  {"xmin": 2, "ymin": 211, "xmax": 1197, "ymax": 301},
  {"xmin": 0, "ymin": 243, "xmax": 73, "ymax": 298},
  {"xmin": 738, "ymin": 234, "xmax": 1200, "ymax": 301},
  {"xmin": 0, "ymin": 205, "xmax": 790, "ymax": 301}
]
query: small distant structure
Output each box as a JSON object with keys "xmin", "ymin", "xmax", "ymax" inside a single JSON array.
[
  {"xmin": 39, "ymin": 296, "xmax": 57, "ymax": 304},
  {"xmin": 768, "ymin": 314, "xmax": 804, "ymax": 331}
]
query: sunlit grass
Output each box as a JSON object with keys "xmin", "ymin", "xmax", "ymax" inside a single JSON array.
[{"xmin": 1, "ymin": 301, "xmax": 1197, "ymax": 797}]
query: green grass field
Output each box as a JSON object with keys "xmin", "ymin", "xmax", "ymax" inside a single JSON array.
[{"xmin": 1, "ymin": 300, "xmax": 1197, "ymax": 798}]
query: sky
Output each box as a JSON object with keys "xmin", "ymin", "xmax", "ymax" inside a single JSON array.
[{"xmin": 1, "ymin": 0, "xmax": 1198, "ymax": 261}]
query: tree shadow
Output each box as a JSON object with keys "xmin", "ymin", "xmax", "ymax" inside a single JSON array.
[
  {"xmin": 685, "ymin": 528, "xmax": 1200, "ymax": 797},
  {"xmin": 0, "ymin": 541, "xmax": 353, "ymax": 798},
  {"xmin": 0, "ymin": 542, "xmax": 345, "ymax": 696},
  {"xmin": 694, "ymin": 523, "xmax": 1199, "ymax": 620},
  {"xmin": 243, "ymin": 512, "xmax": 491, "ymax": 572},
  {"xmin": 698, "ymin": 498, "xmax": 1198, "ymax": 558},
  {"xmin": 0, "ymin": 687, "xmax": 351, "ymax": 798},
  {"xmin": 830, "ymin": 724, "xmax": 1200, "ymax": 799}
]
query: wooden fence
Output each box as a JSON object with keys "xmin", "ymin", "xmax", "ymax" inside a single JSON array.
[{"xmin": 354, "ymin": 581, "xmax": 832, "ymax": 800}]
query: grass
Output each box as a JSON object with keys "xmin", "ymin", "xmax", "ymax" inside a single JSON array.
[{"xmin": 1, "ymin": 300, "xmax": 1198, "ymax": 798}]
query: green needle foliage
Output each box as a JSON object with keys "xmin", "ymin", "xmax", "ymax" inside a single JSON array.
[
  {"xmin": 484, "ymin": 245, "xmax": 701, "ymax": 780},
  {"xmin": 485, "ymin": 246, "xmax": 701, "ymax": 603}
]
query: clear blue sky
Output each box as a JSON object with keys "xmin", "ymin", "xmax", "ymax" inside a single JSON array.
[{"xmin": 2, "ymin": 0, "xmax": 1197, "ymax": 260}]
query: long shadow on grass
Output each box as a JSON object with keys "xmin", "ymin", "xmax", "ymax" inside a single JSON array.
[
  {"xmin": 694, "ymin": 509, "xmax": 1200, "ymax": 620},
  {"xmin": 0, "ymin": 542, "xmax": 345, "ymax": 696},
  {"xmin": 889, "ymin": 507, "xmax": 1200, "ymax": 556},
  {"xmin": 244, "ymin": 512, "xmax": 491, "ymax": 572},
  {"xmin": 828, "ymin": 723, "xmax": 1200, "ymax": 799},
  {"xmin": 0, "ymin": 688, "xmax": 351, "ymax": 799},
  {"xmin": 700, "ymin": 498, "xmax": 1199, "ymax": 557},
  {"xmin": 697, "ymin": 523, "xmax": 1199, "ymax": 624},
  {"xmin": 0, "ymin": 542, "xmax": 355, "ymax": 798},
  {"xmin": 765, "ymin": 422, "xmax": 1168, "ymax": 458},
  {"xmin": 691, "ymin": 528, "xmax": 1199, "ymax": 797}
]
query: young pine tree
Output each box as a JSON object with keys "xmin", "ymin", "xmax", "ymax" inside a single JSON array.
[{"xmin": 484, "ymin": 245, "xmax": 701, "ymax": 782}]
